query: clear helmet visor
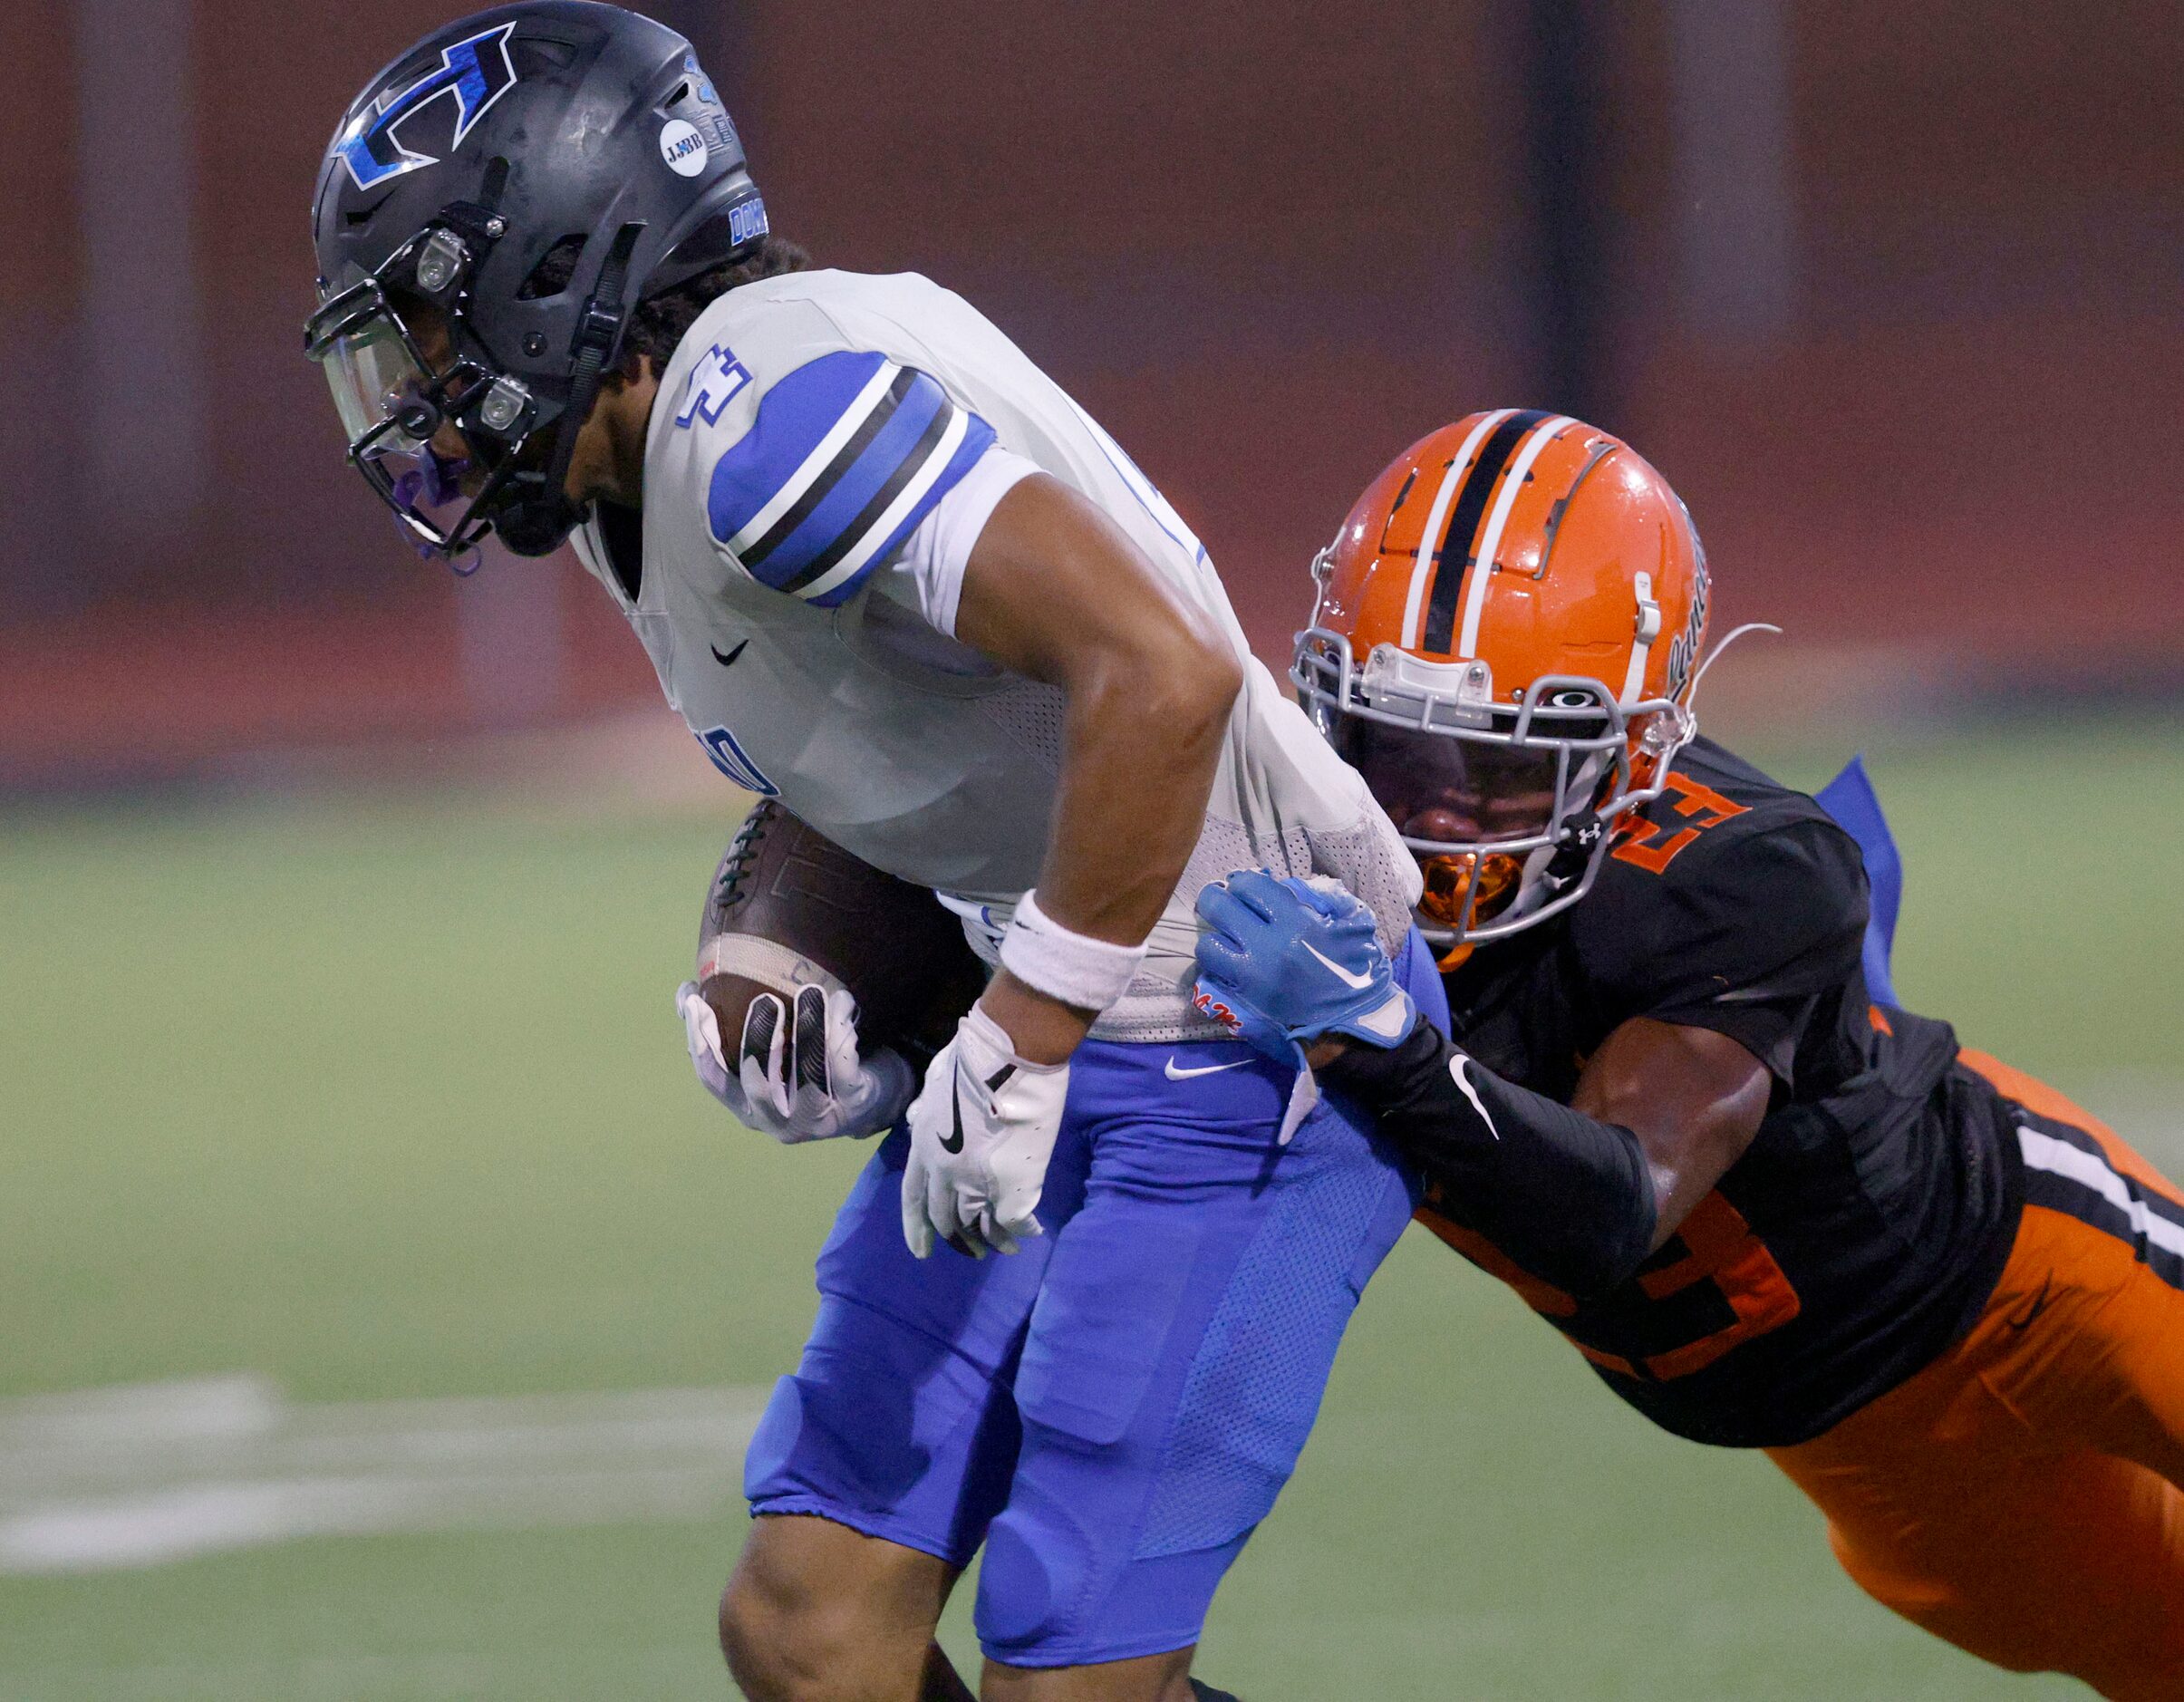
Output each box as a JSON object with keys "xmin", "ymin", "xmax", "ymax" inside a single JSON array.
[
  {"xmin": 306, "ymin": 276, "xmax": 478, "ymax": 552},
  {"xmin": 320, "ymin": 317, "xmax": 430, "ymax": 446},
  {"xmin": 308, "ymin": 268, "xmax": 432, "ymax": 440}
]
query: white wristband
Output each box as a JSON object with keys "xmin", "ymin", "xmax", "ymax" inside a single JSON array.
[{"xmin": 998, "ymin": 890, "xmax": 1150, "ymax": 1014}]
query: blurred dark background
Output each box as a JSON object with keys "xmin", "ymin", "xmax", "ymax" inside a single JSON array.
[{"xmin": 4, "ymin": 0, "xmax": 2179, "ymax": 787}]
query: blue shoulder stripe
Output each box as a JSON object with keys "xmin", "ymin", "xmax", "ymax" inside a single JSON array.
[{"xmin": 708, "ymin": 352, "xmax": 997, "ymax": 607}]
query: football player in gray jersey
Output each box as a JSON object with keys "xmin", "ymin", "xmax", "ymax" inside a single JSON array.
[{"xmin": 308, "ymin": 7, "xmax": 1416, "ymax": 1697}]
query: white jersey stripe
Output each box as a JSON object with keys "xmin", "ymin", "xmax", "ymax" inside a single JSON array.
[
  {"xmin": 2019, "ymin": 1125, "xmax": 2184, "ymax": 1262},
  {"xmin": 726, "ymin": 358, "xmax": 903, "ymax": 556},
  {"xmin": 1400, "ymin": 411, "xmax": 1511, "ymax": 651},
  {"xmin": 795, "ymin": 404, "xmax": 972, "ymax": 604},
  {"xmin": 1458, "ymin": 414, "xmax": 1573, "ymax": 658}
]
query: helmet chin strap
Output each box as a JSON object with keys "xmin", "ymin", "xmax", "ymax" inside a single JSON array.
[
  {"xmin": 1542, "ymin": 812, "xmax": 1605, "ymax": 886},
  {"xmin": 487, "ymin": 466, "xmax": 586, "ymax": 558},
  {"xmin": 1538, "ymin": 744, "xmax": 1615, "ymax": 888}
]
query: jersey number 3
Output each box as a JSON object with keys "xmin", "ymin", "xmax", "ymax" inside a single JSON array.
[
  {"xmin": 1611, "ymin": 770, "xmax": 1747, "ymax": 875},
  {"xmin": 1583, "ymin": 1192, "xmax": 1802, "ymax": 1380}
]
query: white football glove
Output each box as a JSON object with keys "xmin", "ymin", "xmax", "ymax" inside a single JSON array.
[
  {"xmin": 902, "ymin": 1004, "xmax": 1069, "ymax": 1260},
  {"xmin": 677, "ymin": 980, "xmax": 914, "ymax": 1145}
]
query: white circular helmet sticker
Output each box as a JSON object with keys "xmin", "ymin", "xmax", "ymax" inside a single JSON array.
[{"xmin": 659, "ymin": 119, "xmax": 708, "ymax": 177}]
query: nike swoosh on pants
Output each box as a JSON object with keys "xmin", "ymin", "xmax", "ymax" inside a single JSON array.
[{"xmin": 1164, "ymin": 1057, "xmax": 1250, "ymax": 1081}]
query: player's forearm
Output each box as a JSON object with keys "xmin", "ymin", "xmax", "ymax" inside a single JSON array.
[
  {"xmin": 1039, "ymin": 644, "xmax": 1234, "ymax": 940},
  {"xmin": 1324, "ymin": 1024, "xmax": 1657, "ymax": 1298},
  {"xmin": 952, "ymin": 472, "xmax": 1242, "ymax": 1061},
  {"xmin": 983, "ymin": 641, "xmax": 1238, "ymax": 1061}
]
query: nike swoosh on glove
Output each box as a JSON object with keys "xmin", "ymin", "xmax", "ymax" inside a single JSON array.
[
  {"xmin": 902, "ymin": 1004, "xmax": 1069, "ymax": 1260},
  {"xmin": 677, "ymin": 980, "xmax": 913, "ymax": 1144},
  {"xmin": 1191, "ymin": 870, "xmax": 1416, "ymax": 1067}
]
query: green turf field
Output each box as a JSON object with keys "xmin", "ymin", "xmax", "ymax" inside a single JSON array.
[{"xmin": 5, "ymin": 721, "xmax": 2179, "ymax": 1700}]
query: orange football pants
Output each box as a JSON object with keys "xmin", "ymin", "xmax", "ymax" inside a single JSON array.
[{"xmin": 1768, "ymin": 1053, "xmax": 2184, "ymax": 1699}]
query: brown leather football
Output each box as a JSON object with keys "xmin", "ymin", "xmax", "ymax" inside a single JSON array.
[{"xmin": 696, "ymin": 799, "xmax": 988, "ymax": 1068}]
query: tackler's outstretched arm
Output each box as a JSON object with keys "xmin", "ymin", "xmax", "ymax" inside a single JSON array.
[
  {"xmin": 1193, "ymin": 871, "xmax": 1773, "ymax": 1298},
  {"xmin": 1328, "ymin": 1015, "xmax": 1771, "ymax": 1297}
]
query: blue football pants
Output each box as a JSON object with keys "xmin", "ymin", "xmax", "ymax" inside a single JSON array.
[{"xmin": 742, "ymin": 1030, "xmax": 1416, "ymax": 1667}]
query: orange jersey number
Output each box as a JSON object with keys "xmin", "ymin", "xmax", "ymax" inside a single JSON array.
[
  {"xmin": 1610, "ymin": 770, "xmax": 1749, "ymax": 875},
  {"xmin": 1422, "ymin": 1189, "xmax": 1802, "ymax": 1382}
]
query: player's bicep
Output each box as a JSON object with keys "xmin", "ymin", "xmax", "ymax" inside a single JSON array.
[
  {"xmin": 951, "ymin": 472, "xmax": 1226, "ymax": 691},
  {"xmin": 1572, "ymin": 1017, "xmax": 1772, "ymax": 1247},
  {"xmin": 1639, "ymin": 988, "xmax": 1820, "ymax": 1088},
  {"xmin": 707, "ymin": 351, "xmax": 995, "ymax": 608}
]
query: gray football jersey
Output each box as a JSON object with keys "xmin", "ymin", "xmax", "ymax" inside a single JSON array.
[{"xmin": 570, "ymin": 268, "xmax": 1417, "ymax": 1040}]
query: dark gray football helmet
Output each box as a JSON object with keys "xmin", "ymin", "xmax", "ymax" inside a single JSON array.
[{"xmin": 304, "ymin": 2, "xmax": 767, "ymax": 560}]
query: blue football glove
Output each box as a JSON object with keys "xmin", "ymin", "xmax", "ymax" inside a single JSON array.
[{"xmin": 1192, "ymin": 870, "xmax": 1417, "ymax": 1069}]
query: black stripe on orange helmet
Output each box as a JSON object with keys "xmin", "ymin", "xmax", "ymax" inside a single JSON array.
[{"xmin": 1422, "ymin": 409, "xmax": 1551, "ymax": 654}]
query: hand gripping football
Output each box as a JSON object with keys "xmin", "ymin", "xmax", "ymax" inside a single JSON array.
[{"xmin": 695, "ymin": 800, "xmax": 988, "ymax": 1069}]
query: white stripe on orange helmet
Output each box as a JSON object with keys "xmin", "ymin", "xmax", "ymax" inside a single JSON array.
[{"xmin": 1457, "ymin": 414, "xmax": 1573, "ymax": 658}]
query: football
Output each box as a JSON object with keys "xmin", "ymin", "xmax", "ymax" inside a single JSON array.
[{"xmin": 695, "ymin": 799, "xmax": 988, "ymax": 1068}]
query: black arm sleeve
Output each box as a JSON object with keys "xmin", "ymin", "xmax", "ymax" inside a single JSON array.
[{"xmin": 1325, "ymin": 1023, "xmax": 1657, "ymax": 1299}]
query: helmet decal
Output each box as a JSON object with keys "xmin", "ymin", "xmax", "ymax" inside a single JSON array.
[
  {"xmin": 1398, "ymin": 409, "xmax": 1513, "ymax": 651},
  {"xmin": 1453, "ymin": 413, "xmax": 1576, "ymax": 658},
  {"xmin": 335, "ymin": 23, "xmax": 519, "ymax": 192},
  {"xmin": 658, "ymin": 118, "xmax": 710, "ymax": 177},
  {"xmin": 1664, "ymin": 537, "xmax": 1710, "ymax": 701}
]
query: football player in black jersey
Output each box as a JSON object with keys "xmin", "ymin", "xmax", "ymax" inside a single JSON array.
[{"xmin": 1193, "ymin": 413, "xmax": 2184, "ymax": 1698}]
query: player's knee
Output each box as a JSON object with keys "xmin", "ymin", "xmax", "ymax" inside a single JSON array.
[
  {"xmin": 718, "ymin": 1549, "xmax": 853, "ymax": 1700},
  {"xmin": 717, "ymin": 1563, "xmax": 792, "ymax": 1697},
  {"xmin": 719, "ymin": 1564, "xmax": 861, "ymax": 1701},
  {"xmin": 720, "ymin": 1517, "xmax": 943, "ymax": 1700}
]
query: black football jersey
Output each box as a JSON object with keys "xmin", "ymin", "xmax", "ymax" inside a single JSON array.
[{"xmin": 1420, "ymin": 738, "xmax": 2022, "ymax": 1447}]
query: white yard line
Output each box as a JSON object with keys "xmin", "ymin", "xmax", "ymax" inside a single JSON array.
[{"xmin": 0, "ymin": 1378, "xmax": 768, "ymax": 1574}]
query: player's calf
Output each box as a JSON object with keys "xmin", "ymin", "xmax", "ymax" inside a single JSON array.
[{"xmin": 720, "ymin": 1513, "xmax": 958, "ymax": 1701}]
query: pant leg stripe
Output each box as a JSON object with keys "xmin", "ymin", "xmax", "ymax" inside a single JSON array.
[
  {"xmin": 2017, "ymin": 1122, "xmax": 2184, "ymax": 1290},
  {"xmin": 2016, "ymin": 1113, "xmax": 2184, "ymax": 1229}
]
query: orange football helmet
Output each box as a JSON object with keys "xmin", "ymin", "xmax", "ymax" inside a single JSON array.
[{"xmin": 1294, "ymin": 410, "xmax": 1712, "ymax": 955}]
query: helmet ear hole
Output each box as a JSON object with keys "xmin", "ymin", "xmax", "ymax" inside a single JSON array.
[{"xmin": 517, "ymin": 235, "xmax": 589, "ymax": 301}]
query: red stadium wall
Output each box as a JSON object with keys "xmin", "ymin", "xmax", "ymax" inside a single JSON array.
[{"xmin": 1, "ymin": 1, "xmax": 2178, "ymax": 783}]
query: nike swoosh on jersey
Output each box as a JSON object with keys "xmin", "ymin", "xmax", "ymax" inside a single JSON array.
[
  {"xmin": 1302, "ymin": 941, "xmax": 1377, "ymax": 991},
  {"xmin": 710, "ymin": 638, "xmax": 749, "ymax": 667},
  {"xmin": 1163, "ymin": 1057, "xmax": 1250, "ymax": 1081}
]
